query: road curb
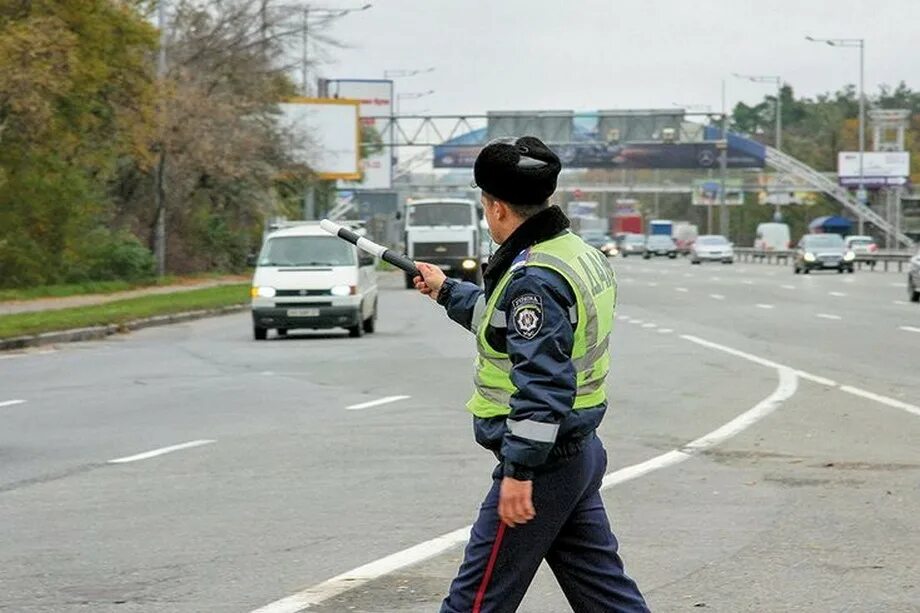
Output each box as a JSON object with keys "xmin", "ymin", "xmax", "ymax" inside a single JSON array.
[{"xmin": 0, "ymin": 304, "xmax": 248, "ymax": 351}]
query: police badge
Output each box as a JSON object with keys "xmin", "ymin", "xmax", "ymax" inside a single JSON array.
[{"xmin": 511, "ymin": 294, "xmax": 543, "ymax": 340}]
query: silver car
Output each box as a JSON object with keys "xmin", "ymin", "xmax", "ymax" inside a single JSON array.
[{"xmin": 691, "ymin": 235, "xmax": 734, "ymax": 264}]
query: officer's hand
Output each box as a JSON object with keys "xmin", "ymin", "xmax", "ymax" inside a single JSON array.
[
  {"xmin": 413, "ymin": 262, "xmax": 446, "ymax": 301},
  {"xmin": 498, "ymin": 477, "xmax": 535, "ymax": 527}
]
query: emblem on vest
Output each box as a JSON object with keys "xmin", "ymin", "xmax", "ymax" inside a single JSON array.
[{"xmin": 511, "ymin": 294, "xmax": 543, "ymax": 340}]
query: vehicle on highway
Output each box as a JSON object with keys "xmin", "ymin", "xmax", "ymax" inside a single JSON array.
[
  {"xmin": 250, "ymin": 222, "xmax": 378, "ymax": 340},
  {"xmin": 844, "ymin": 235, "xmax": 878, "ymax": 267},
  {"xmin": 643, "ymin": 234, "xmax": 677, "ymax": 259},
  {"xmin": 754, "ymin": 222, "xmax": 791, "ymax": 256},
  {"xmin": 909, "ymin": 248, "xmax": 920, "ymax": 303},
  {"xmin": 404, "ymin": 198, "xmax": 480, "ymax": 288},
  {"xmin": 793, "ymin": 233, "xmax": 855, "ymax": 274},
  {"xmin": 690, "ymin": 235, "xmax": 734, "ymax": 264},
  {"xmin": 619, "ymin": 233, "xmax": 646, "ymax": 257},
  {"xmin": 581, "ymin": 230, "xmax": 618, "ymax": 257}
]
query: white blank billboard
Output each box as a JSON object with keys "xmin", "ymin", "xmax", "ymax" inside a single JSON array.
[
  {"xmin": 837, "ymin": 151, "xmax": 910, "ymax": 186},
  {"xmin": 325, "ymin": 79, "xmax": 393, "ymax": 189},
  {"xmin": 279, "ymin": 98, "xmax": 360, "ymax": 180}
]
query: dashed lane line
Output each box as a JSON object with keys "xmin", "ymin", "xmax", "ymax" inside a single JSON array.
[
  {"xmin": 781, "ymin": 285, "xmax": 796, "ymax": 290},
  {"xmin": 828, "ymin": 291, "xmax": 847, "ymax": 297},
  {"xmin": 346, "ymin": 395, "xmax": 411, "ymax": 411},
  {"xmin": 816, "ymin": 313, "xmax": 842, "ymax": 321},
  {"xmin": 0, "ymin": 399, "xmax": 26, "ymax": 408},
  {"xmin": 756, "ymin": 304, "xmax": 775, "ymax": 310},
  {"xmin": 709, "ymin": 294, "xmax": 725, "ymax": 300},
  {"xmin": 676, "ymin": 288, "xmax": 689, "ymax": 293},
  {"xmin": 108, "ymin": 440, "xmax": 216, "ymax": 464},
  {"xmin": 899, "ymin": 326, "xmax": 920, "ymax": 334}
]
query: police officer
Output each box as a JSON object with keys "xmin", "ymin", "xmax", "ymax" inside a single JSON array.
[{"xmin": 413, "ymin": 136, "xmax": 650, "ymax": 613}]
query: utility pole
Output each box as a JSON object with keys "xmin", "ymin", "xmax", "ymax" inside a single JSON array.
[
  {"xmin": 153, "ymin": 0, "xmax": 167, "ymax": 276},
  {"xmin": 719, "ymin": 80, "xmax": 729, "ymax": 238}
]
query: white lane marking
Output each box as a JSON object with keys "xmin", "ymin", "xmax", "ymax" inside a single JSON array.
[
  {"xmin": 781, "ymin": 284, "xmax": 796, "ymax": 290},
  {"xmin": 108, "ymin": 440, "xmax": 215, "ymax": 464},
  {"xmin": 756, "ymin": 304, "xmax": 775, "ymax": 310},
  {"xmin": 642, "ymin": 323, "xmax": 657, "ymax": 328},
  {"xmin": 0, "ymin": 350, "xmax": 56, "ymax": 361},
  {"xmin": 251, "ymin": 367, "xmax": 799, "ymax": 613},
  {"xmin": 709, "ymin": 294, "xmax": 725, "ymax": 300},
  {"xmin": 839, "ymin": 386, "xmax": 920, "ymax": 418},
  {"xmin": 891, "ymin": 282, "xmax": 903, "ymax": 287},
  {"xmin": 829, "ymin": 291, "xmax": 847, "ymax": 297},
  {"xmin": 680, "ymin": 334, "xmax": 838, "ymax": 387},
  {"xmin": 345, "ymin": 395, "xmax": 411, "ymax": 411},
  {"xmin": 816, "ymin": 313, "xmax": 842, "ymax": 321},
  {"xmin": 676, "ymin": 287, "xmax": 689, "ymax": 293},
  {"xmin": 899, "ymin": 326, "xmax": 920, "ymax": 334},
  {"xmin": 741, "ymin": 280, "xmax": 754, "ymax": 285},
  {"xmin": 616, "ymin": 315, "xmax": 631, "ymax": 321},
  {"xmin": 893, "ymin": 300, "xmax": 909, "ymax": 306},
  {"xmin": 0, "ymin": 399, "xmax": 26, "ymax": 408},
  {"xmin": 628, "ymin": 319, "xmax": 644, "ymax": 325},
  {"xmin": 647, "ymin": 282, "xmax": 659, "ymax": 287},
  {"xmin": 658, "ymin": 328, "xmax": 674, "ymax": 334},
  {"xmin": 709, "ymin": 276, "xmax": 722, "ymax": 281}
]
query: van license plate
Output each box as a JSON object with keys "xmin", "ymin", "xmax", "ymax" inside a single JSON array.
[{"xmin": 288, "ymin": 308, "xmax": 319, "ymax": 317}]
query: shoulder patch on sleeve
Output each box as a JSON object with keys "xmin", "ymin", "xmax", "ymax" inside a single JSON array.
[{"xmin": 511, "ymin": 293, "xmax": 543, "ymax": 339}]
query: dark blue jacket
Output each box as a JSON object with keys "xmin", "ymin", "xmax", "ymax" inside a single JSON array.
[{"xmin": 436, "ymin": 207, "xmax": 606, "ymax": 479}]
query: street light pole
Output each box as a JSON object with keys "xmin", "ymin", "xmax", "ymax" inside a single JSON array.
[{"xmin": 806, "ymin": 36, "xmax": 867, "ymax": 234}]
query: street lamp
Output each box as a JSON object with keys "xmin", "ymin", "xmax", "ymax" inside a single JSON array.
[
  {"xmin": 384, "ymin": 67, "xmax": 435, "ymax": 79},
  {"xmin": 281, "ymin": 3, "xmax": 372, "ymax": 95},
  {"xmin": 732, "ymin": 73, "xmax": 783, "ymax": 151},
  {"xmin": 396, "ymin": 90, "xmax": 434, "ymax": 114},
  {"xmin": 806, "ymin": 35, "xmax": 867, "ymax": 232}
]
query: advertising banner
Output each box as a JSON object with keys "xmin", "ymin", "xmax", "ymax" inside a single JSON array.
[
  {"xmin": 323, "ymin": 79, "xmax": 393, "ymax": 189},
  {"xmin": 691, "ymin": 179, "xmax": 744, "ymax": 206},
  {"xmin": 278, "ymin": 98, "xmax": 360, "ymax": 180},
  {"xmin": 837, "ymin": 151, "xmax": 910, "ymax": 187}
]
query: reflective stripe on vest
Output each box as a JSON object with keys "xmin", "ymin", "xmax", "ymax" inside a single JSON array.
[{"xmin": 467, "ymin": 232, "xmax": 617, "ymax": 419}]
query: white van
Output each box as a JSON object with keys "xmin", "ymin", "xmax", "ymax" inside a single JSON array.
[
  {"xmin": 250, "ymin": 222, "xmax": 378, "ymax": 340},
  {"xmin": 754, "ymin": 222, "xmax": 791, "ymax": 254}
]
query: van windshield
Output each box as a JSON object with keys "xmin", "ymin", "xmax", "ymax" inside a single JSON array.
[
  {"xmin": 259, "ymin": 236, "xmax": 356, "ymax": 267},
  {"xmin": 407, "ymin": 203, "xmax": 472, "ymax": 226}
]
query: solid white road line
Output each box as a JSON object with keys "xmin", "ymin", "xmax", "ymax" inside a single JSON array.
[
  {"xmin": 0, "ymin": 399, "xmax": 26, "ymax": 408},
  {"xmin": 899, "ymin": 326, "xmax": 920, "ymax": 334},
  {"xmin": 816, "ymin": 313, "xmax": 842, "ymax": 321},
  {"xmin": 345, "ymin": 395, "xmax": 411, "ymax": 411},
  {"xmin": 829, "ymin": 291, "xmax": 847, "ymax": 297},
  {"xmin": 839, "ymin": 386, "xmax": 920, "ymax": 418},
  {"xmin": 108, "ymin": 440, "xmax": 216, "ymax": 464},
  {"xmin": 251, "ymin": 366, "xmax": 799, "ymax": 613},
  {"xmin": 676, "ymin": 287, "xmax": 689, "ymax": 293},
  {"xmin": 709, "ymin": 294, "xmax": 725, "ymax": 300},
  {"xmin": 756, "ymin": 304, "xmax": 775, "ymax": 310}
]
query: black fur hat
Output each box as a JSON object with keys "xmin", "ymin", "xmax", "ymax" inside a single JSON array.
[{"xmin": 472, "ymin": 136, "xmax": 562, "ymax": 206}]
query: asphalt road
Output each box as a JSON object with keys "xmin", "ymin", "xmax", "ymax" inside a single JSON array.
[{"xmin": 1, "ymin": 259, "xmax": 918, "ymax": 612}]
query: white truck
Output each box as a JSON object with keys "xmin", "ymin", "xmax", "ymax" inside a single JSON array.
[{"xmin": 402, "ymin": 198, "xmax": 482, "ymax": 288}]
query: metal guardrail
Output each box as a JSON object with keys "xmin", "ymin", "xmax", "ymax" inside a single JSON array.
[{"xmin": 733, "ymin": 248, "xmax": 914, "ymax": 272}]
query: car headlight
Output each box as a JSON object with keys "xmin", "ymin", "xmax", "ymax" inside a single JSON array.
[
  {"xmin": 462, "ymin": 259, "xmax": 477, "ymax": 270},
  {"xmin": 330, "ymin": 284, "xmax": 355, "ymax": 296},
  {"xmin": 252, "ymin": 286, "xmax": 276, "ymax": 298},
  {"xmin": 844, "ymin": 251, "xmax": 855, "ymax": 262},
  {"xmin": 804, "ymin": 252, "xmax": 816, "ymax": 263}
]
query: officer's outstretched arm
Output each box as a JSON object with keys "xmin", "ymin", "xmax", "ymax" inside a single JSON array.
[
  {"xmin": 435, "ymin": 278, "xmax": 485, "ymax": 332},
  {"xmin": 499, "ymin": 269, "xmax": 577, "ymax": 477}
]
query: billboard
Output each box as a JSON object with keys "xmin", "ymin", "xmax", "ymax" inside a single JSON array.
[
  {"xmin": 691, "ymin": 179, "xmax": 744, "ymax": 206},
  {"xmin": 837, "ymin": 151, "xmax": 910, "ymax": 187},
  {"xmin": 278, "ymin": 98, "xmax": 360, "ymax": 180},
  {"xmin": 323, "ymin": 79, "xmax": 394, "ymax": 189}
]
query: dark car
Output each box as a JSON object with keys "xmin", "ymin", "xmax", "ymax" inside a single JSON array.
[
  {"xmin": 643, "ymin": 235, "xmax": 678, "ymax": 259},
  {"xmin": 909, "ymin": 248, "xmax": 920, "ymax": 303},
  {"xmin": 793, "ymin": 234, "xmax": 855, "ymax": 274},
  {"xmin": 581, "ymin": 232, "xmax": 618, "ymax": 257}
]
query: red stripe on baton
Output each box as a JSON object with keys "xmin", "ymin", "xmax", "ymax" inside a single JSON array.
[{"xmin": 472, "ymin": 521, "xmax": 507, "ymax": 613}]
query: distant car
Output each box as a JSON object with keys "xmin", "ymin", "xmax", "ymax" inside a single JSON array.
[
  {"xmin": 793, "ymin": 234, "xmax": 855, "ymax": 274},
  {"xmin": 582, "ymin": 232, "xmax": 618, "ymax": 257},
  {"xmin": 690, "ymin": 235, "xmax": 734, "ymax": 264},
  {"xmin": 643, "ymin": 235, "xmax": 677, "ymax": 259},
  {"xmin": 908, "ymin": 248, "xmax": 920, "ymax": 303},
  {"xmin": 844, "ymin": 235, "xmax": 878, "ymax": 267},
  {"xmin": 620, "ymin": 233, "xmax": 646, "ymax": 258}
]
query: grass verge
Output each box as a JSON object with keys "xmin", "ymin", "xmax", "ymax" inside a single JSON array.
[
  {"xmin": 0, "ymin": 284, "xmax": 249, "ymax": 340},
  {"xmin": 0, "ymin": 272, "xmax": 249, "ymax": 302}
]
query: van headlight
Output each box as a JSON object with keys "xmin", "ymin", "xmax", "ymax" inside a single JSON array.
[
  {"xmin": 803, "ymin": 253, "xmax": 816, "ymax": 263},
  {"xmin": 252, "ymin": 286, "xmax": 276, "ymax": 298},
  {"xmin": 844, "ymin": 251, "xmax": 856, "ymax": 262},
  {"xmin": 331, "ymin": 284, "xmax": 355, "ymax": 296},
  {"xmin": 462, "ymin": 259, "xmax": 477, "ymax": 270}
]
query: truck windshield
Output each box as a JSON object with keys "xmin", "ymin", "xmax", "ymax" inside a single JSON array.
[
  {"xmin": 407, "ymin": 203, "xmax": 472, "ymax": 226},
  {"xmin": 259, "ymin": 236, "xmax": 356, "ymax": 267}
]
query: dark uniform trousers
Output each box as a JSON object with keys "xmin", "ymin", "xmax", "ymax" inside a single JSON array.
[{"xmin": 440, "ymin": 434, "xmax": 650, "ymax": 613}]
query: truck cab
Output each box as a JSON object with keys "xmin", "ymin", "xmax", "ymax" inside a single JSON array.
[{"xmin": 403, "ymin": 198, "xmax": 481, "ymax": 287}]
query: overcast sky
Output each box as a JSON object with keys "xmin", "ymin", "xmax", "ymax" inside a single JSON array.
[{"xmin": 316, "ymin": 0, "xmax": 920, "ymax": 115}]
